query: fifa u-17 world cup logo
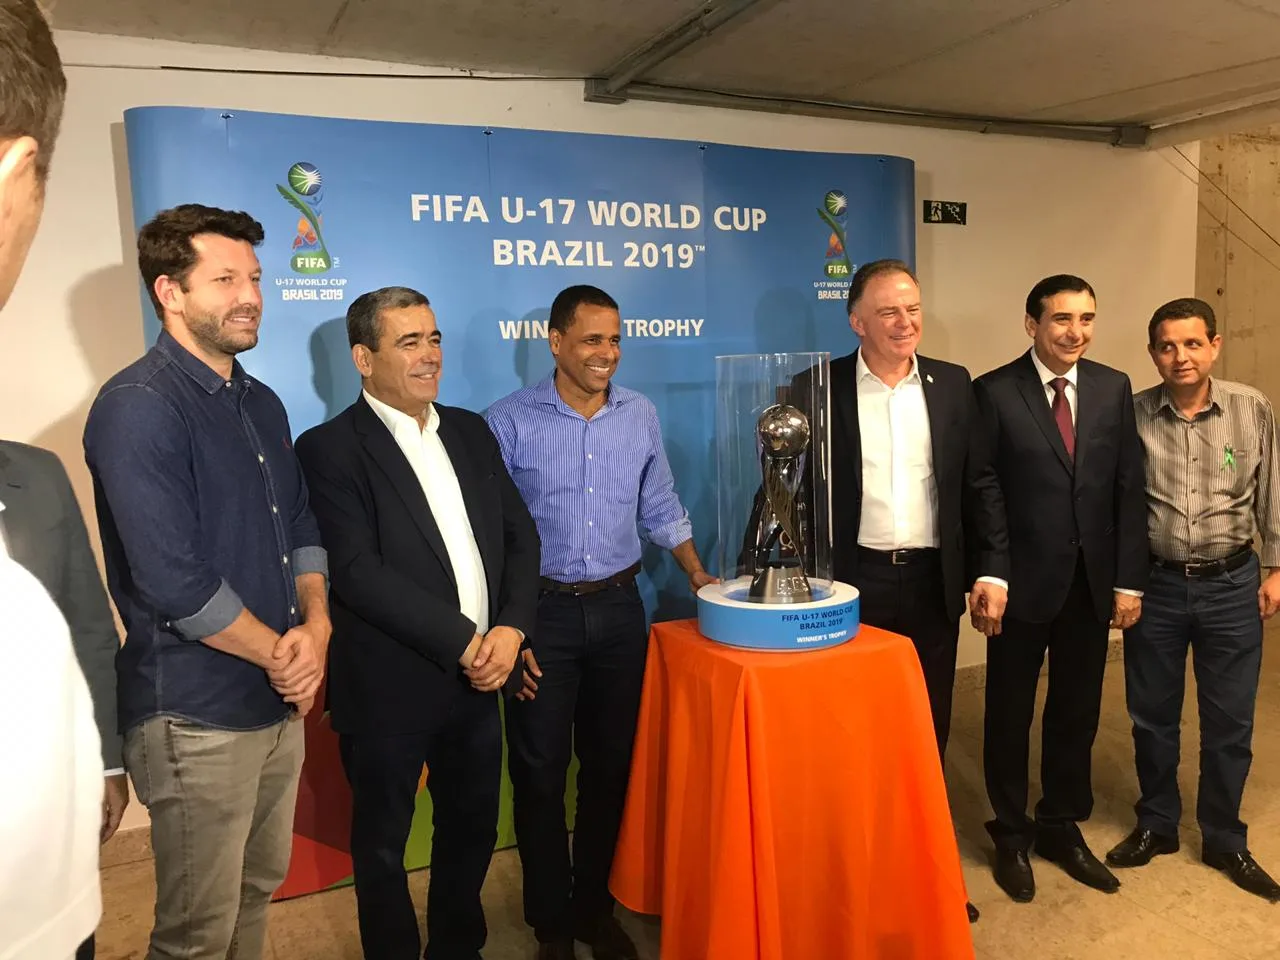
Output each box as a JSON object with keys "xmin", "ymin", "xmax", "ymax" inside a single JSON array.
[
  {"xmin": 748, "ymin": 402, "xmax": 813, "ymax": 603},
  {"xmin": 818, "ymin": 189, "xmax": 851, "ymax": 279},
  {"xmin": 277, "ymin": 162, "xmax": 332, "ymax": 275}
]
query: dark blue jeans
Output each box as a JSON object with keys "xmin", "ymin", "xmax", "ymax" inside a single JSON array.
[
  {"xmin": 1123, "ymin": 554, "xmax": 1264, "ymax": 853},
  {"xmin": 506, "ymin": 581, "xmax": 648, "ymax": 942}
]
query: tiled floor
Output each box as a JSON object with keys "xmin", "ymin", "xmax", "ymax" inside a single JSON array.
[{"xmin": 94, "ymin": 627, "xmax": 1280, "ymax": 959}]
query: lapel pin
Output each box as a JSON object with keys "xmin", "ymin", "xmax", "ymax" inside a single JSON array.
[{"xmin": 926, "ymin": 373, "xmax": 934, "ymax": 383}]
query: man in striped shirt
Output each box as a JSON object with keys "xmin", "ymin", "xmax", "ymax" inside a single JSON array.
[
  {"xmin": 485, "ymin": 284, "xmax": 714, "ymax": 960},
  {"xmin": 1106, "ymin": 297, "xmax": 1280, "ymax": 903}
]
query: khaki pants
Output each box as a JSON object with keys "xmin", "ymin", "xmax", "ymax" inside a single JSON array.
[{"xmin": 125, "ymin": 714, "xmax": 304, "ymax": 960}]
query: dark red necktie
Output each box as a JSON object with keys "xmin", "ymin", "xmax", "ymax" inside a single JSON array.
[{"xmin": 1050, "ymin": 377, "xmax": 1075, "ymax": 459}]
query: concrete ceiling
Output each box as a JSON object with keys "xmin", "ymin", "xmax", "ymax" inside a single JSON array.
[{"xmin": 51, "ymin": 0, "xmax": 1280, "ymax": 146}]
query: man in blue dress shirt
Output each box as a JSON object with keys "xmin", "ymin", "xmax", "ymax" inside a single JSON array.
[{"xmin": 486, "ymin": 284, "xmax": 714, "ymax": 960}]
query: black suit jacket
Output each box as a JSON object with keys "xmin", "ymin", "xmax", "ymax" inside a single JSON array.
[
  {"xmin": 800, "ymin": 350, "xmax": 1009, "ymax": 622},
  {"xmin": 0, "ymin": 441, "xmax": 122, "ymax": 768},
  {"xmin": 973, "ymin": 352, "xmax": 1148, "ymax": 623},
  {"xmin": 294, "ymin": 397, "xmax": 541, "ymax": 736}
]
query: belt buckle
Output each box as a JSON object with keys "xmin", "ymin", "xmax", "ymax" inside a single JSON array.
[
  {"xmin": 891, "ymin": 550, "xmax": 909, "ymax": 566},
  {"xmin": 1184, "ymin": 562, "xmax": 1196, "ymax": 578}
]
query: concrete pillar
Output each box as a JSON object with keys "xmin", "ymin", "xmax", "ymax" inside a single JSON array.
[{"xmin": 1195, "ymin": 125, "xmax": 1280, "ymax": 400}]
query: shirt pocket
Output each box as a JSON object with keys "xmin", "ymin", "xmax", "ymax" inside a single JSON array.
[
  {"xmin": 600, "ymin": 444, "xmax": 647, "ymax": 506},
  {"xmin": 1215, "ymin": 439, "xmax": 1253, "ymax": 498}
]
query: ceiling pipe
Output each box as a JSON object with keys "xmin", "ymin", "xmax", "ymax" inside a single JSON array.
[
  {"xmin": 1146, "ymin": 96, "xmax": 1280, "ymax": 147},
  {"xmin": 600, "ymin": 81, "xmax": 1149, "ymax": 146},
  {"xmin": 586, "ymin": 0, "xmax": 777, "ymax": 104}
]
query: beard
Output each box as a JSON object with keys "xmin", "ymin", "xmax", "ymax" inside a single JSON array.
[{"xmin": 186, "ymin": 304, "xmax": 261, "ymax": 357}]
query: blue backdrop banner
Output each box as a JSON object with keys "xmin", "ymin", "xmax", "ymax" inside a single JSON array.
[
  {"xmin": 122, "ymin": 106, "xmax": 915, "ymax": 897},
  {"xmin": 123, "ymin": 106, "xmax": 913, "ymax": 616}
]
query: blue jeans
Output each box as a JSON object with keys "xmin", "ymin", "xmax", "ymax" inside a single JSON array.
[
  {"xmin": 506, "ymin": 581, "xmax": 648, "ymax": 941},
  {"xmin": 1123, "ymin": 554, "xmax": 1264, "ymax": 853}
]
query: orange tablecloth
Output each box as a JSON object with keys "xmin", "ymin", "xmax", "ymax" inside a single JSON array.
[{"xmin": 610, "ymin": 619, "xmax": 974, "ymax": 960}]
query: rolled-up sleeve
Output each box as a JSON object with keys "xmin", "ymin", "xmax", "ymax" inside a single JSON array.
[
  {"xmin": 290, "ymin": 545, "xmax": 328, "ymax": 578},
  {"xmin": 85, "ymin": 385, "xmax": 244, "ymax": 640},
  {"xmin": 172, "ymin": 578, "xmax": 244, "ymax": 639},
  {"xmin": 637, "ymin": 401, "xmax": 693, "ymax": 549}
]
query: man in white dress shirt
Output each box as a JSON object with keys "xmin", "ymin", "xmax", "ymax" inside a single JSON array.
[
  {"xmin": 0, "ymin": 3, "xmax": 105, "ymax": 958},
  {"xmin": 821, "ymin": 259, "xmax": 1011, "ymax": 923},
  {"xmin": 294, "ymin": 286, "xmax": 540, "ymax": 960}
]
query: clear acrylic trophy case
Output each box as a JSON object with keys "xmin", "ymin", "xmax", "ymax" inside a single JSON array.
[{"xmin": 696, "ymin": 353, "xmax": 860, "ymax": 651}]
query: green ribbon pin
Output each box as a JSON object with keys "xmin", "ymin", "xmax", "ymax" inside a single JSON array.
[{"xmin": 1223, "ymin": 444, "xmax": 1236, "ymax": 470}]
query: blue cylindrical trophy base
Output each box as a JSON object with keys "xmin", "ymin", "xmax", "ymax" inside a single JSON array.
[{"xmin": 696, "ymin": 579, "xmax": 861, "ymax": 651}]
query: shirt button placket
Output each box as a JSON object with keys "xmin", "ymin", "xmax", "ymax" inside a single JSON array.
[{"xmin": 584, "ymin": 423, "xmax": 594, "ymax": 569}]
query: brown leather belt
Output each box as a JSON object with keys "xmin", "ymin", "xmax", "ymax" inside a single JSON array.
[
  {"xmin": 1151, "ymin": 542, "xmax": 1253, "ymax": 579},
  {"xmin": 539, "ymin": 561, "xmax": 642, "ymax": 597}
]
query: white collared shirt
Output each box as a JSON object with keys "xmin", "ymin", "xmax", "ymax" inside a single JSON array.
[
  {"xmin": 363, "ymin": 391, "xmax": 490, "ymax": 634},
  {"xmin": 854, "ymin": 353, "xmax": 1008, "ymax": 592},
  {"xmin": 0, "ymin": 552, "xmax": 104, "ymax": 959},
  {"xmin": 855, "ymin": 352, "xmax": 939, "ymax": 550},
  {"xmin": 1029, "ymin": 348, "xmax": 1078, "ymax": 426}
]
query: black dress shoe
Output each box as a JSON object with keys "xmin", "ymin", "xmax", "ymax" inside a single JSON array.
[
  {"xmin": 575, "ymin": 916, "xmax": 638, "ymax": 960},
  {"xmin": 993, "ymin": 848, "xmax": 1035, "ymax": 903},
  {"xmin": 966, "ymin": 901, "xmax": 979, "ymax": 923},
  {"xmin": 1202, "ymin": 848, "xmax": 1280, "ymax": 903},
  {"xmin": 1106, "ymin": 828, "xmax": 1180, "ymax": 868},
  {"xmin": 536, "ymin": 940, "xmax": 577, "ymax": 960},
  {"xmin": 1035, "ymin": 837, "xmax": 1121, "ymax": 893}
]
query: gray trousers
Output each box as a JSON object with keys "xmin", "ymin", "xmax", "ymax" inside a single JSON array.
[{"xmin": 124, "ymin": 714, "xmax": 304, "ymax": 960}]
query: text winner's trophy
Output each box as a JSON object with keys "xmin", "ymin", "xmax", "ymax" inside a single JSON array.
[
  {"xmin": 696, "ymin": 353, "xmax": 861, "ymax": 652},
  {"xmin": 748, "ymin": 401, "xmax": 812, "ymax": 603}
]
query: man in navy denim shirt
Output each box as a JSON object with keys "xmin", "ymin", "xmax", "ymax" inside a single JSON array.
[{"xmin": 84, "ymin": 204, "xmax": 330, "ymax": 960}]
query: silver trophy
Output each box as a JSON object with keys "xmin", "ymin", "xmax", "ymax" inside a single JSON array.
[{"xmin": 748, "ymin": 402, "xmax": 813, "ymax": 603}]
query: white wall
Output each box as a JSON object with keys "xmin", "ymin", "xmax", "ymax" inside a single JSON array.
[{"xmin": 4, "ymin": 33, "xmax": 1198, "ymax": 832}]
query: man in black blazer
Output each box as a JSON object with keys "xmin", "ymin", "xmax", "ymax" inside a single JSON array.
[
  {"xmin": 294, "ymin": 286, "xmax": 540, "ymax": 960},
  {"xmin": 973, "ymin": 275, "xmax": 1147, "ymax": 903},
  {"xmin": 806, "ymin": 259, "xmax": 1009, "ymax": 924},
  {"xmin": 817, "ymin": 260, "xmax": 1009, "ymax": 754},
  {"xmin": 0, "ymin": 440, "xmax": 126, "ymax": 960}
]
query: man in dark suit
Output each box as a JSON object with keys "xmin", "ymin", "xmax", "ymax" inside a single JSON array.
[
  {"xmin": 806, "ymin": 259, "xmax": 1009, "ymax": 924},
  {"xmin": 295, "ymin": 286, "xmax": 540, "ymax": 960},
  {"xmin": 973, "ymin": 275, "xmax": 1147, "ymax": 902},
  {"xmin": 0, "ymin": 440, "xmax": 126, "ymax": 960},
  {"xmin": 820, "ymin": 260, "xmax": 1009, "ymax": 752}
]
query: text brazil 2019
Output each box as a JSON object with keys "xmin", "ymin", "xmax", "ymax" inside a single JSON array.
[{"xmin": 410, "ymin": 194, "xmax": 768, "ymax": 271}]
